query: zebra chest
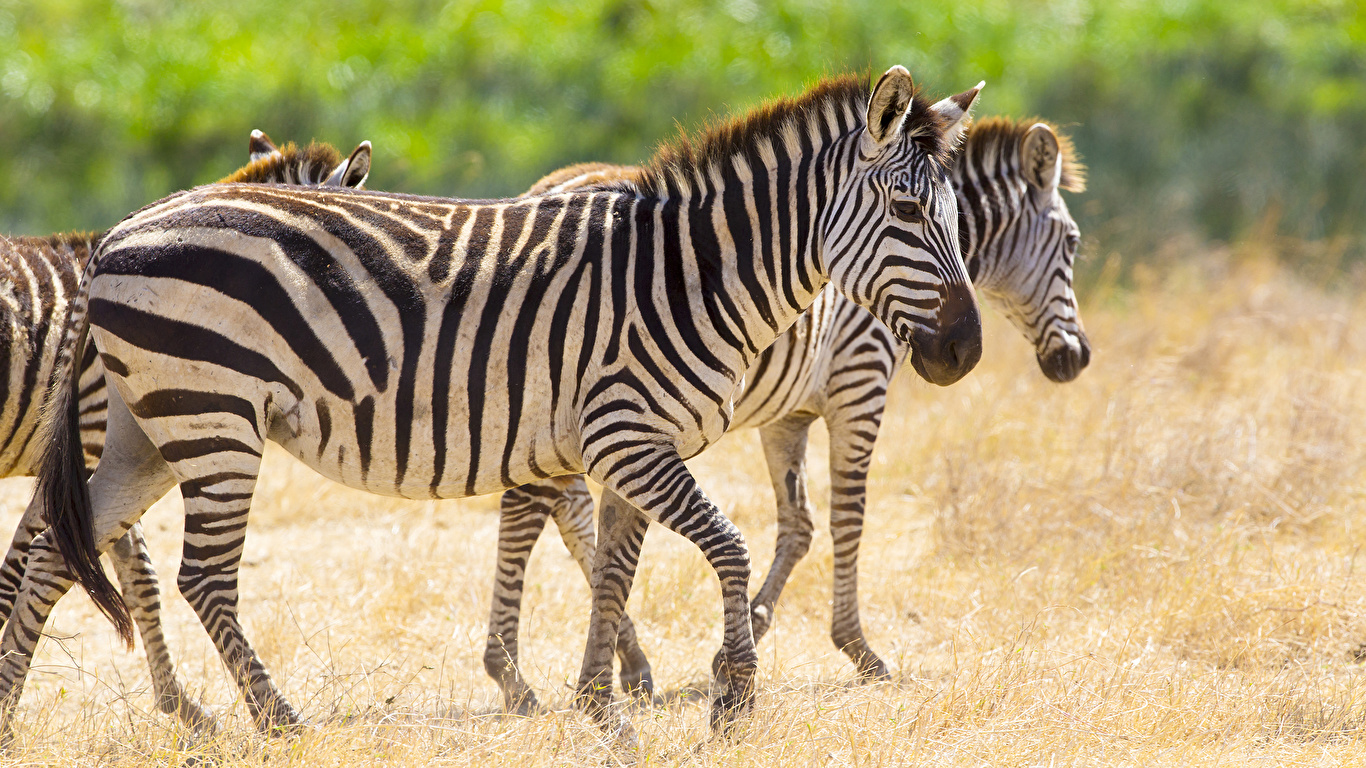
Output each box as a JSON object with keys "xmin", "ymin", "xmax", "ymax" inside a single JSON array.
[
  {"xmin": 672, "ymin": 399, "xmax": 737, "ymax": 460},
  {"xmin": 727, "ymin": 322, "xmax": 829, "ymax": 431}
]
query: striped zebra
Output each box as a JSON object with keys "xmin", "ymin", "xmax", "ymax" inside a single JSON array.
[
  {"xmin": 2, "ymin": 69, "xmax": 983, "ymax": 740},
  {"xmin": 484, "ymin": 116, "xmax": 1088, "ymax": 711},
  {"xmin": 0, "ymin": 130, "xmax": 371, "ymax": 729}
]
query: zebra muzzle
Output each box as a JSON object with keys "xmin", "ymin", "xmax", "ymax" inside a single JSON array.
[
  {"xmin": 1039, "ymin": 331, "xmax": 1091, "ymax": 383},
  {"xmin": 908, "ymin": 285, "xmax": 982, "ymax": 386}
]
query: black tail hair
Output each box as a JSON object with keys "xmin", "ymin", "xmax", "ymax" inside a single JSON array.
[{"xmin": 33, "ymin": 320, "xmax": 134, "ymax": 647}]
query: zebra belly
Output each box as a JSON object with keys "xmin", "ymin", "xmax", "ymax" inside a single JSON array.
[{"xmin": 265, "ymin": 399, "xmax": 583, "ymax": 500}]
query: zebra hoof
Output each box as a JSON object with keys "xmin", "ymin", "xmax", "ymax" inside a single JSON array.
[
  {"xmin": 855, "ymin": 654, "xmax": 891, "ymax": 683},
  {"xmin": 708, "ymin": 689, "xmax": 754, "ymax": 734},
  {"xmin": 181, "ymin": 705, "xmax": 219, "ymax": 738},
  {"xmin": 620, "ymin": 667, "xmax": 654, "ymax": 701},
  {"xmin": 708, "ymin": 669, "xmax": 756, "ymax": 733},
  {"xmin": 604, "ymin": 711, "xmax": 640, "ymax": 759},
  {"xmin": 505, "ymin": 690, "xmax": 542, "ymax": 717},
  {"xmin": 266, "ymin": 718, "xmax": 316, "ymax": 739},
  {"xmin": 157, "ymin": 687, "xmax": 218, "ymax": 735}
]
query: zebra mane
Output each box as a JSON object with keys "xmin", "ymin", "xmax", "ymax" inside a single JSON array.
[
  {"xmin": 29, "ymin": 231, "xmax": 102, "ymax": 252},
  {"xmin": 631, "ymin": 72, "xmax": 951, "ymax": 197},
  {"xmin": 524, "ymin": 162, "xmax": 639, "ymax": 196},
  {"xmin": 962, "ymin": 117, "xmax": 1087, "ymax": 193},
  {"xmin": 218, "ymin": 141, "xmax": 344, "ymax": 185},
  {"xmin": 0, "ymin": 231, "xmax": 100, "ymax": 262}
]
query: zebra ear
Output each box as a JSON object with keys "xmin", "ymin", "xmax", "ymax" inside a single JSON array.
[
  {"xmin": 249, "ymin": 129, "xmax": 280, "ymax": 163},
  {"xmin": 862, "ymin": 65, "xmax": 917, "ymax": 155},
  {"xmin": 930, "ymin": 81, "xmax": 984, "ymax": 149},
  {"xmin": 1020, "ymin": 123, "xmax": 1062, "ymax": 193},
  {"xmin": 324, "ymin": 141, "xmax": 371, "ymax": 189}
]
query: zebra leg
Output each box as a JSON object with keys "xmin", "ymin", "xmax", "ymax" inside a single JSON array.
[
  {"xmin": 0, "ymin": 499, "xmax": 49, "ymax": 626},
  {"xmin": 0, "ymin": 457, "xmax": 100, "ymax": 625},
  {"xmin": 0, "ymin": 500, "xmax": 214, "ymax": 730},
  {"xmin": 486, "ymin": 477, "xmax": 653, "ymax": 714},
  {"xmin": 1, "ymin": 345, "xmax": 107, "ymax": 627},
  {"xmin": 485, "ymin": 483, "xmax": 555, "ymax": 714},
  {"xmin": 108, "ymin": 524, "xmax": 215, "ymax": 731},
  {"xmin": 174, "ymin": 450, "xmax": 303, "ymax": 733},
  {"xmin": 0, "ymin": 488, "xmax": 142, "ymax": 631},
  {"xmin": 740, "ymin": 414, "xmax": 820, "ymax": 654},
  {"xmin": 548, "ymin": 477, "xmax": 653, "ymax": 700},
  {"xmin": 573, "ymin": 488, "xmax": 649, "ymax": 743},
  {"xmin": 825, "ymin": 412, "xmax": 891, "ymax": 681},
  {"xmin": 0, "ymin": 389, "xmax": 177, "ymax": 743},
  {"xmin": 587, "ymin": 454, "xmax": 758, "ymax": 732}
]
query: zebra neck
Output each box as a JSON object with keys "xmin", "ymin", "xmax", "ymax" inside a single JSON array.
[
  {"xmin": 952, "ymin": 148, "xmax": 1023, "ymax": 296},
  {"xmin": 652, "ymin": 133, "xmax": 855, "ymax": 377},
  {"xmin": 956, "ymin": 206, "xmax": 985, "ymax": 288}
]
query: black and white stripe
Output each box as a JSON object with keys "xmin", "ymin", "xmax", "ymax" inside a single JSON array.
[
  {"xmin": 0, "ymin": 232, "xmax": 103, "ymax": 478},
  {"xmin": 482, "ymin": 115, "xmax": 1089, "ymax": 709},
  {"xmin": 0, "ymin": 69, "xmax": 981, "ymax": 740},
  {"xmin": 0, "ymin": 130, "xmax": 370, "ymax": 731}
]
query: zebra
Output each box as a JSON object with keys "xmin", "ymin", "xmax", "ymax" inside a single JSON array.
[
  {"xmin": 1, "ymin": 68, "xmax": 983, "ymax": 741},
  {"xmin": 482, "ymin": 116, "xmax": 1088, "ymax": 711},
  {"xmin": 0, "ymin": 130, "xmax": 371, "ymax": 729}
]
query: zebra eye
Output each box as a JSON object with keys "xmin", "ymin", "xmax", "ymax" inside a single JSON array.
[
  {"xmin": 1065, "ymin": 232, "xmax": 1080, "ymax": 251},
  {"xmin": 891, "ymin": 198, "xmax": 925, "ymax": 224}
]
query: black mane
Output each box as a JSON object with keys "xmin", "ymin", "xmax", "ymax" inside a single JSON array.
[{"xmin": 632, "ymin": 72, "xmax": 952, "ymax": 197}]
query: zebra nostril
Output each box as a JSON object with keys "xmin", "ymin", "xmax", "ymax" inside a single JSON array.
[{"xmin": 945, "ymin": 324, "xmax": 982, "ymax": 375}]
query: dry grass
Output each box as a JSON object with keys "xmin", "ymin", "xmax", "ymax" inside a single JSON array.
[{"xmin": 5, "ymin": 244, "xmax": 1366, "ymax": 765}]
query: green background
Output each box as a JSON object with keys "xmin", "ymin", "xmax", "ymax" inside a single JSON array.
[{"xmin": 2, "ymin": 0, "xmax": 1363, "ymax": 270}]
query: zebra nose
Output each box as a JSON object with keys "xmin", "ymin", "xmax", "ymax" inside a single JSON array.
[
  {"xmin": 1041, "ymin": 334, "xmax": 1090, "ymax": 383},
  {"xmin": 945, "ymin": 321, "xmax": 982, "ymax": 375},
  {"xmin": 911, "ymin": 284, "xmax": 981, "ymax": 386}
]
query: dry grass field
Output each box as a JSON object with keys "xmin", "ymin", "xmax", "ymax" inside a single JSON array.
[{"xmin": 4, "ymin": 243, "xmax": 1366, "ymax": 765}]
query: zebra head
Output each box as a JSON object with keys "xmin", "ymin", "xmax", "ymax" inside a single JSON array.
[
  {"xmin": 228, "ymin": 129, "xmax": 373, "ymax": 188},
  {"xmin": 954, "ymin": 119, "xmax": 1089, "ymax": 383},
  {"xmin": 825, "ymin": 67, "xmax": 983, "ymax": 387}
]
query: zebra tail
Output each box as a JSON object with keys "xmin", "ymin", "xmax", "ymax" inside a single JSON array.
[{"xmin": 32, "ymin": 252, "xmax": 134, "ymax": 648}]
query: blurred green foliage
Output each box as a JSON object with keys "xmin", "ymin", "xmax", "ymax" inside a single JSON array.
[{"xmin": 1, "ymin": 0, "xmax": 1363, "ymax": 266}]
